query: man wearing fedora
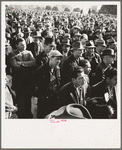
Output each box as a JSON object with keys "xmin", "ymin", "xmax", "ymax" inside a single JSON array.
[
  {"xmin": 95, "ymin": 38, "xmax": 107, "ymax": 55},
  {"xmin": 70, "ymin": 26, "xmax": 81, "ymax": 38},
  {"xmin": 72, "ymin": 33, "xmax": 82, "ymax": 44},
  {"xmin": 32, "ymin": 50, "xmax": 63, "ymax": 118},
  {"xmin": 23, "ymin": 27, "xmax": 33, "ymax": 45},
  {"xmin": 61, "ymin": 41, "xmax": 84, "ymax": 86},
  {"xmin": 60, "ymin": 38, "xmax": 71, "ymax": 66},
  {"xmin": 58, "ymin": 66, "xmax": 90, "ymax": 109},
  {"xmin": 27, "ymin": 32, "xmax": 44, "ymax": 58},
  {"xmin": 82, "ymin": 40, "xmax": 101, "ymax": 85},
  {"xmin": 94, "ymin": 48, "xmax": 115, "ymax": 84}
]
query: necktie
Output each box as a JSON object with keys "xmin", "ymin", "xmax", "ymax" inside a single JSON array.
[{"xmin": 78, "ymin": 87, "xmax": 84, "ymax": 105}]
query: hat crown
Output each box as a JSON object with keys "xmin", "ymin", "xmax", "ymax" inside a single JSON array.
[
  {"xmin": 72, "ymin": 41, "xmax": 84, "ymax": 49},
  {"xmin": 101, "ymin": 48, "xmax": 115, "ymax": 56},
  {"xmin": 48, "ymin": 50, "xmax": 63, "ymax": 57},
  {"xmin": 74, "ymin": 33, "xmax": 82, "ymax": 37},
  {"xmin": 86, "ymin": 40, "xmax": 95, "ymax": 47},
  {"xmin": 63, "ymin": 33, "xmax": 71, "ymax": 39},
  {"xmin": 53, "ymin": 103, "xmax": 92, "ymax": 119},
  {"xmin": 45, "ymin": 37, "xmax": 54, "ymax": 44},
  {"xmin": 62, "ymin": 39, "xmax": 70, "ymax": 46},
  {"xmin": 95, "ymin": 38, "xmax": 106, "ymax": 46}
]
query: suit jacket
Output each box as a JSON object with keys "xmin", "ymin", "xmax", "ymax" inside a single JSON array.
[
  {"xmin": 91, "ymin": 80, "xmax": 108, "ymax": 98},
  {"xmin": 32, "ymin": 62, "xmax": 60, "ymax": 98},
  {"xmin": 91, "ymin": 80, "xmax": 117, "ymax": 108},
  {"xmin": 58, "ymin": 82, "xmax": 90, "ymax": 109},
  {"xmin": 61, "ymin": 54, "xmax": 84, "ymax": 86},
  {"xmin": 94, "ymin": 62, "xmax": 111, "ymax": 84},
  {"xmin": 9, "ymin": 49, "xmax": 36, "ymax": 91},
  {"xmin": 27, "ymin": 42, "xmax": 43, "ymax": 58},
  {"xmin": 36, "ymin": 51, "xmax": 48, "ymax": 67},
  {"xmin": 88, "ymin": 80, "xmax": 117, "ymax": 118}
]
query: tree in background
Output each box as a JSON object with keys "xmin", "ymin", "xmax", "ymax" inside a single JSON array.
[
  {"xmin": 64, "ymin": 7, "xmax": 70, "ymax": 12},
  {"xmin": 45, "ymin": 5, "xmax": 52, "ymax": 10},
  {"xmin": 80, "ymin": 9, "xmax": 83, "ymax": 14},
  {"xmin": 73, "ymin": 7, "xmax": 80, "ymax": 12},
  {"xmin": 52, "ymin": 6, "xmax": 59, "ymax": 11},
  {"xmin": 88, "ymin": 8, "xmax": 92, "ymax": 15},
  {"xmin": 91, "ymin": 9, "xmax": 97, "ymax": 14},
  {"xmin": 99, "ymin": 5, "xmax": 117, "ymax": 15}
]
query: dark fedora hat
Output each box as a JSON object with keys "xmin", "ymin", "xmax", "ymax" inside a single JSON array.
[
  {"xmin": 63, "ymin": 33, "xmax": 71, "ymax": 39},
  {"xmin": 53, "ymin": 28, "xmax": 59, "ymax": 33},
  {"xmin": 107, "ymin": 37, "xmax": 117, "ymax": 45},
  {"xmin": 72, "ymin": 26, "xmax": 81, "ymax": 30},
  {"xmin": 95, "ymin": 38, "xmax": 107, "ymax": 47},
  {"xmin": 23, "ymin": 27, "xmax": 32, "ymax": 33},
  {"xmin": 45, "ymin": 103, "xmax": 92, "ymax": 119},
  {"xmin": 74, "ymin": 32, "xmax": 82, "ymax": 37},
  {"xmin": 61, "ymin": 39, "xmax": 70, "ymax": 46},
  {"xmin": 94, "ymin": 29, "xmax": 102, "ymax": 34},
  {"xmin": 85, "ymin": 40, "xmax": 95, "ymax": 48},
  {"xmin": 101, "ymin": 48, "xmax": 115, "ymax": 57},
  {"xmin": 45, "ymin": 37, "xmax": 56, "ymax": 47},
  {"xmin": 32, "ymin": 31, "xmax": 42, "ymax": 38},
  {"xmin": 72, "ymin": 41, "xmax": 84, "ymax": 50}
]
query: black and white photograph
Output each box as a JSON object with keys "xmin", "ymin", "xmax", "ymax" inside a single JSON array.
[{"xmin": 1, "ymin": 1, "xmax": 121, "ymax": 148}]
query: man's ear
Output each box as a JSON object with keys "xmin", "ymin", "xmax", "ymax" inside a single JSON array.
[{"xmin": 72, "ymin": 78, "xmax": 75, "ymax": 82}]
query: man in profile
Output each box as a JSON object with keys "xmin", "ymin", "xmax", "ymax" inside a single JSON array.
[{"xmin": 58, "ymin": 66, "xmax": 90, "ymax": 108}]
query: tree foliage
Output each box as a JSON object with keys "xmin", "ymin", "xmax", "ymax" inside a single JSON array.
[
  {"xmin": 64, "ymin": 7, "xmax": 70, "ymax": 12},
  {"xmin": 80, "ymin": 9, "xmax": 83, "ymax": 14},
  {"xmin": 88, "ymin": 8, "xmax": 92, "ymax": 14},
  {"xmin": 99, "ymin": 5, "xmax": 117, "ymax": 15},
  {"xmin": 52, "ymin": 6, "xmax": 58, "ymax": 11},
  {"xmin": 73, "ymin": 7, "xmax": 80, "ymax": 12},
  {"xmin": 45, "ymin": 5, "xmax": 52, "ymax": 10},
  {"xmin": 91, "ymin": 9, "xmax": 97, "ymax": 14}
]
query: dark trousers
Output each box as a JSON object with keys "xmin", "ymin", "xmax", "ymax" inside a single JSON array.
[
  {"xmin": 12, "ymin": 74, "xmax": 33, "ymax": 118},
  {"xmin": 37, "ymin": 95, "xmax": 58, "ymax": 118},
  {"xmin": 16, "ymin": 89, "xmax": 33, "ymax": 118}
]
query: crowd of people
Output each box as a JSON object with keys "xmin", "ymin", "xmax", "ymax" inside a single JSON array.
[{"xmin": 5, "ymin": 6, "xmax": 117, "ymax": 119}]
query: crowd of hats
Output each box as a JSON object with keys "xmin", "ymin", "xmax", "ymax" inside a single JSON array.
[{"xmin": 5, "ymin": 6, "xmax": 117, "ymax": 119}]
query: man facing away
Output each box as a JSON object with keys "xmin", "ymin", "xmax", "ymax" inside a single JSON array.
[{"xmin": 9, "ymin": 38, "xmax": 36, "ymax": 118}]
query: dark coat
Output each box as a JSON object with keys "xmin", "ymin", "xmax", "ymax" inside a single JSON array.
[
  {"xmin": 61, "ymin": 54, "xmax": 84, "ymax": 86},
  {"xmin": 32, "ymin": 62, "xmax": 61, "ymax": 118},
  {"xmin": 27, "ymin": 42, "xmax": 43, "ymax": 58},
  {"xmin": 82, "ymin": 52, "xmax": 101, "ymax": 85},
  {"xmin": 36, "ymin": 51, "xmax": 48, "ymax": 67},
  {"xmin": 94, "ymin": 62, "xmax": 111, "ymax": 84},
  {"xmin": 32, "ymin": 62, "xmax": 60, "ymax": 98},
  {"xmin": 58, "ymin": 82, "xmax": 90, "ymax": 109},
  {"xmin": 87, "ymin": 80, "xmax": 117, "ymax": 119},
  {"xmin": 91, "ymin": 80, "xmax": 108, "ymax": 98}
]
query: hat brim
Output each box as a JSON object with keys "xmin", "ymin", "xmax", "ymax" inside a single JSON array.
[
  {"xmin": 97, "ymin": 44, "xmax": 107, "ymax": 47},
  {"xmin": 45, "ymin": 104, "xmax": 92, "ymax": 119},
  {"xmin": 32, "ymin": 35, "xmax": 42, "ymax": 38},
  {"xmin": 73, "ymin": 47, "xmax": 84, "ymax": 50},
  {"xmin": 101, "ymin": 54, "xmax": 115, "ymax": 57},
  {"xmin": 23, "ymin": 31, "xmax": 32, "ymax": 33},
  {"xmin": 61, "ymin": 43, "xmax": 70, "ymax": 46},
  {"xmin": 86, "ymin": 46, "xmax": 95, "ymax": 48}
]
